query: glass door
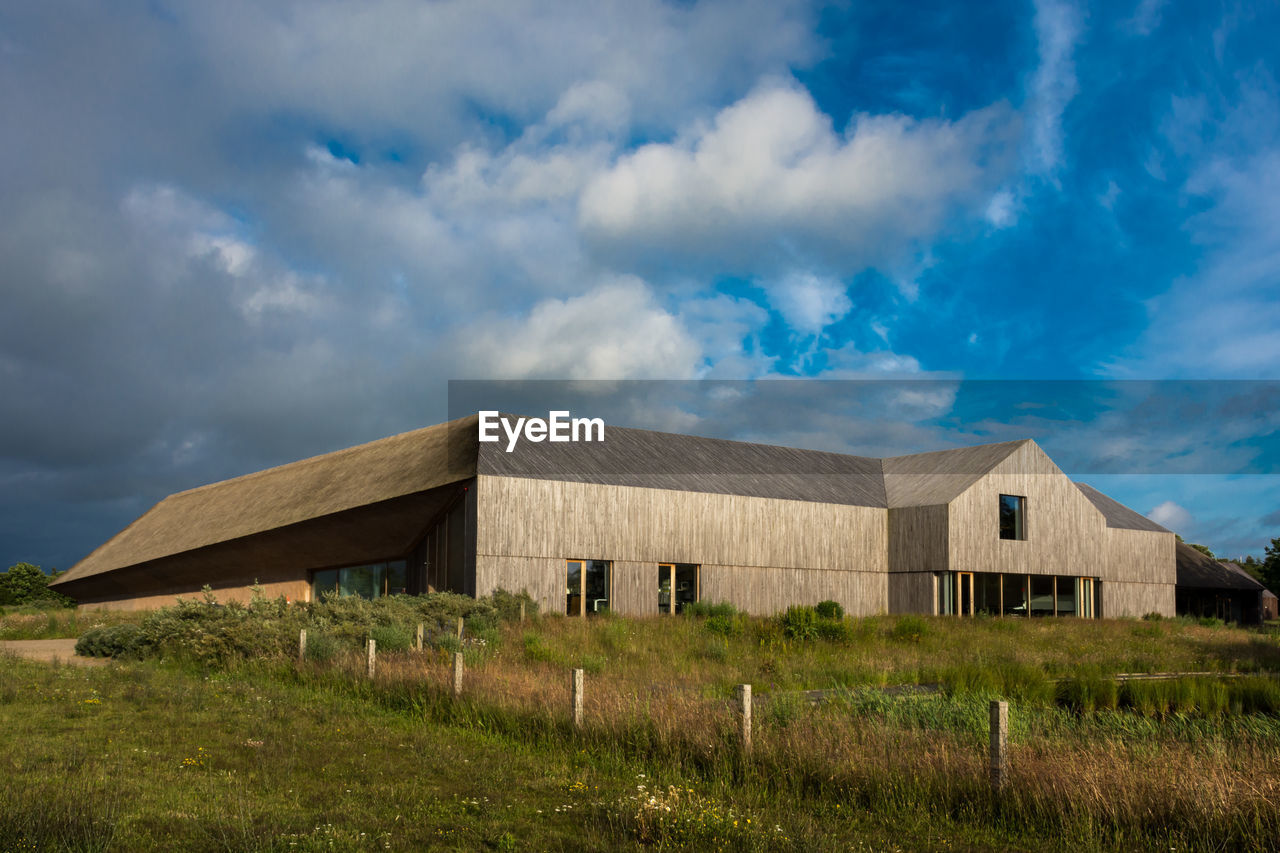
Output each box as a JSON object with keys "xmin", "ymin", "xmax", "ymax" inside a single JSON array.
[
  {"xmin": 658, "ymin": 564, "xmax": 674, "ymax": 614},
  {"xmin": 567, "ymin": 560, "xmax": 584, "ymax": 616},
  {"xmin": 957, "ymin": 572, "xmax": 974, "ymax": 616}
]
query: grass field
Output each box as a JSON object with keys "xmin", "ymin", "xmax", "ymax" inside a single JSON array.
[{"xmin": 3, "ymin": 606, "xmax": 1280, "ymax": 851}]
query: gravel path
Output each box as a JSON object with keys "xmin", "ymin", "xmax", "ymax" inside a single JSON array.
[{"xmin": 0, "ymin": 638, "xmax": 104, "ymax": 666}]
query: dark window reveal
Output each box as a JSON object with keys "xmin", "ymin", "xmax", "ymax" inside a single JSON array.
[{"xmin": 999, "ymin": 494, "xmax": 1026, "ymax": 540}]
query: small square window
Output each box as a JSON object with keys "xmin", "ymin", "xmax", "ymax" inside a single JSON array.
[{"xmin": 999, "ymin": 494, "xmax": 1025, "ymax": 540}]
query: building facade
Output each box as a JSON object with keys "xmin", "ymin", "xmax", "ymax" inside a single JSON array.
[{"xmin": 52, "ymin": 414, "xmax": 1177, "ymax": 618}]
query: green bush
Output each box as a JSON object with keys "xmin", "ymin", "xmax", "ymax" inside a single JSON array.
[
  {"xmin": 705, "ymin": 613, "xmax": 743, "ymax": 638},
  {"xmin": 369, "ymin": 622, "xmax": 413, "ymax": 653},
  {"xmin": 814, "ymin": 600, "xmax": 844, "ymax": 620},
  {"xmin": 779, "ymin": 605, "xmax": 819, "ymax": 641},
  {"xmin": 75, "ymin": 624, "xmax": 144, "ymax": 658},
  {"xmin": 684, "ymin": 601, "xmax": 738, "ymax": 619},
  {"xmin": 815, "ymin": 618, "xmax": 850, "ymax": 642},
  {"xmin": 889, "ymin": 615, "xmax": 929, "ymax": 643},
  {"xmin": 304, "ymin": 631, "xmax": 340, "ymax": 663}
]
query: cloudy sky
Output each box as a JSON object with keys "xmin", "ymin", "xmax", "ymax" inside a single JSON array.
[{"xmin": 3, "ymin": 0, "xmax": 1279, "ymax": 572}]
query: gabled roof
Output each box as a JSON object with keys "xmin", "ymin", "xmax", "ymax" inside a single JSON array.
[
  {"xmin": 480, "ymin": 423, "xmax": 887, "ymax": 507},
  {"xmin": 1074, "ymin": 482, "xmax": 1171, "ymax": 533},
  {"xmin": 53, "ymin": 416, "xmax": 479, "ymax": 587},
  {"xmin": 1175, "ymin": 542, "xmax": 1265, "ymax": 591},
  {"xmin": 881, "ymin": 440, "xmax": 1028, "ymax": 507}
]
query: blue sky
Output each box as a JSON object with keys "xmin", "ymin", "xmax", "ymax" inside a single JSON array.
[{"xmin": 1, "ymin": 0, "xmax": 1278, "ymax": 571}]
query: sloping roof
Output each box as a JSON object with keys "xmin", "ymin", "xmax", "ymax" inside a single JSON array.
[
  {"xmin": 1176, "ymin": 542, "xmax": 1265, "ymax": 591},
  {"xmin": 53, "ymin": 416, "xmax": 479, "ymax": 587},
  {"xmin": 479, "ymin": 424, "xmax": 887, "ymax": 507},
  {"xmin": 1074, "ymin": 482, "xmax": 1171, "ymax": 533},
  {"xmin": 881, "ymin": 440, "xmax": 1027, "ymax": 507}
]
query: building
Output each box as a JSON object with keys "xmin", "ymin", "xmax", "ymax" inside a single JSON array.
[
  {"xmin": 51, "ymin": 414, "xmax": 1177, "ymax": 618},
  {"xmin": 1175, "ymin": 545, "xmax": 1271, "ymax": 624}
]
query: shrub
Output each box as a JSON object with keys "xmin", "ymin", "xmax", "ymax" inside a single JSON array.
[
  {"xmin": 303, "ymin": 631, "xmax": 340, "ymax": 663},
  {"xmin": 814, "ymin": 600, "xmax": 844, "ymax": 620},
  {"xmin": 888, "ymin": 615, "xmax": 929, "ymax": 643},
  {"xmin": 684, "ymin": 601, "xmax": 738, "ymax": 619},
  {"xmin": 1142, "ymin": 612, "xmax": 1164, "ymax": 621},
  {"xmin": 705, "ymin": 614, "xmax": 742, "ymax": 638},
  {"xmin": 815, "ymin": 618, "xmax": 850, "ymax": 642},
  {"xmin": 369, "ymin": 622, "xmax": 413, "ymax": 653},
  {"xmin": 75, "ymin": 624, "xmax": 144, "ymax": 659},
  {"xmin": 779, "ymin": 605, "xmax": 819, "ymax": 641}
]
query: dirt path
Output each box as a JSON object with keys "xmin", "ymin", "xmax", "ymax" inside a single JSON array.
[{"xmin": 0, "ymin": 638, "xmax": 104, "ymax": 666}]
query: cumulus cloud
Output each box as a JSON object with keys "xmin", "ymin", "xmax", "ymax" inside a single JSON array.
[
  {"xmin": 579, "ymin": 83, "xmax": 1018, "ymax": 275},
  {"xmin": 1147, "ymin": 500, "xmax": 1193, "ymax": 532},
  {"xmin": 767, "ymin": 273, "xmax": 853, "ymax": 335},
  {"xmin": 458, "ymin": 278, "xmax": 701, "ymax": 379}
]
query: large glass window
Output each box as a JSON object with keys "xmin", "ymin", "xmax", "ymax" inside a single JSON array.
[
  {"xmin": 1055, "ymin": 576, "xmax": 1077, "ymax": 617},
  {"xmin": 1029, "ymin": 574, "xmax": 1055, "ymax": 617},
  {"xmin": 567, "ymin": 560, "xmax": 611, "ymax": 616},
  {"xmin": 311, "ymin": 560, "xmax": 407, "ymax": 601},
  {"xmin": 658, "ymin": 563, "xmax": 700, "ymax": 614},
  {"xmin": 999, "ymin": 494, "xmax": 1026, "ymax": 540},
  {"xmin": 938, "ymin": 571, "xmax": 1095, "ymax": 619},
  {"xmin": 1002, "ymin": 573, "xmax": 1027, "ymax": 617}
]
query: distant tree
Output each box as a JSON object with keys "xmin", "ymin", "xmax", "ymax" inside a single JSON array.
[
  {"xmin": 0, "ymin": 563, "xmax": 73, "ymax": 607},
  {"xmin": 1189, "ymin": 543, "xmax": 1216, "ymax": 559},
  {"xmin": 1238, "ymin": 555, "xmax": 1267, "ymax": 583},
  {"xmin": 1263, "ymin": 538, "xmax": 1280, "ymax": 594}
]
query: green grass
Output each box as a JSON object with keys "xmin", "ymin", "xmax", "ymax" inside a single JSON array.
[
  {"xmin": 7, "ymin": 606, "xmax": 1280, "ymax": 851},
  {"xmin": 0, "ymin": 604, "xmax": 144, "ymax": 640}
]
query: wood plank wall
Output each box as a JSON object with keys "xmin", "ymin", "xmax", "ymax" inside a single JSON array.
[
  {"xmin": 474, "ymin": 475, "xmax": 888, "ymax": 617},
  {"xmin": 888, "ymin": 572, "xmax": 937, "ymax": 614},
  {"xmin": 1101, "ymin": 580, "xmax": 1175, "ymax": 618},
  {"xmin": 947, "ymin": 442, "xmax": 1107, "ymax": 577},
  {"xmin": 1101, "ymin": 527, "xmax": 1175, "ymax": 616},
  {"xmin": 888, "ymin": 505, "xmax": 948, "ymax": 573}
]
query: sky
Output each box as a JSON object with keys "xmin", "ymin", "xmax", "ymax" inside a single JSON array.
[{"xmin": 2, "ymin": 0, "xmax": 1279, "ymax": 572}]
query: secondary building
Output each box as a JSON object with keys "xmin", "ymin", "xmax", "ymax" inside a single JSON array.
[
  {"xmin": 51, "ymin": 414, "xmax": 1177, "ymax": 618},
  {"xmin": 1174, "ymin": 543, "xmax": 1272, "ymax": 624}
]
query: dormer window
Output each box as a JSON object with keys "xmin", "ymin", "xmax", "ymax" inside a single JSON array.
[{"xmin": 999, "ymin": 494, "xmax": 1026, "ymax": 540}]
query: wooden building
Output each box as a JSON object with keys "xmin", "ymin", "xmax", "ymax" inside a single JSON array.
[
  {"xmin": 1175, "ymin": 544, "xmax": 1270, "ymax": 624},
  {"xmin": 51, "ymin": 414, "xmax": 1177, "ymax": 618}
]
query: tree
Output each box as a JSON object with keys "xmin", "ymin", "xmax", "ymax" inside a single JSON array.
[
  {"xmin": 1189, "ymin": 543, "xmax": 1216, "ymax": 559},
  {"xmin": 1263, "ymin": 538, "xmax": 1280, "ymax": 594},
  {"xmin": 0, "ymin": 563, "xmax": 73, "ymax": 607}
]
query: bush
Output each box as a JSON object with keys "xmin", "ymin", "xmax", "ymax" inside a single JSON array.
[
  {"xmin": 779, "ymin": 605, "xmax": 819, "ymax": 641},
  {"xmin": 369, "ymin": 622, "xmax": 413, "ymax": 653},
  {"xmin": 815, "ymin": 618, "xmax": 850, "ymax": 642},
  {"xmin": 889, "ymin": 615, "xmax": 929, "ymax": 643},
  {"xmin": 815, "ymin": 600, "xmax": 844, "ymax": 620},
  {"xmin": 705, "ymin": 613, "xmax": 743, "ymax": 638},
  {"xmin": 1142, "ymin": 612, "xmax": 1164, "ymax": 621},
  {"xmin": 685, "ymin": 601, "xmax": 738, "ymax": 619},
  {"xmin": 75, "ymin": 624, "xmax": 144, "ymax": 659}
]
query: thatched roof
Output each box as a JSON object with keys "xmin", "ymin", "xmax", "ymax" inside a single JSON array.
[
  {"xmin": 1176, "ymin": 542, "xmax": 1264, "ymax": 591},
  {"xmin": 881, "ymin": 440, "xmax": 1029, "ymax": 507},
  {"xmin": 53, "ymin": 415, "xmax": 478, "ymax": 588},
  {"xmin": 479, "ymin": 424, "xmax": 887, "ymax": 507},
  {"xmin": 1073, "ymin": 483, "xmax": 1170, "ymax": 533}
]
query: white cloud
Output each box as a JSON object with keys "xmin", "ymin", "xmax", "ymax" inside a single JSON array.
[
  {"xmin": 459, "ymin": 277, "xmax": 701, "ymax": 379},
  {"xmin": 579, "ymin": 82, "xmax": 1017, "ymax": 275},
  {"xmin": 1027, "ymin": 0, "xmax": 1082, "ymax": 178},
  {"xmin": 767, "ymin": 273, "xmax": 852, "ymax": 335},
  {"xmin": 1148, "ymin": 500, "xmax": 1193, "ymax": 532}
]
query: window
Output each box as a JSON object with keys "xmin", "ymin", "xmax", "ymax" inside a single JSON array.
[
  {"xmin": 567, "ymin": 560, "xmax": 611, "ymax": 616},
  {"xmin": 999, "ymin": 494, "xmax": 1026, "ymax": 540},
  {"xmin": 311, "ymin": 560, "xmax": 407, "ymax": 600},
  {"xmin": 936, "ymin": 571, "xmax": 1096, "ymax": 619},
  {"xmin": 657, "ymin": 563, "xmax": 699, "ymax": 614}
]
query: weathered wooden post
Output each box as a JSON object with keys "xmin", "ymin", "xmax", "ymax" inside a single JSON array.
[
  {"xmin": 452, "ymin": 651, "xmax": 465, "ymax": 697},
  {"xmin": 416, "ymin": 623, "xmax": 424, "ymax": 652},
  {"xmin": 989, "ymin": 700, "xmax": 1008, "ymax": 792},
  {"xmin": 366, "ymin": 638, "xmax": 377, "ymax": 679},
  {"xmin": 519, "ymin": 600, "xmax": 526, "ymax": 622},
  {"xmin": 456, "ymin": 616, "xmax": 464, "ymax": 641},
  {"xmin": 737, "ymin": 684, "xmax": 752, "ymax": 753},
  {"xmin": 571, "ymin": 668, "xmax": 584, "ymax": 729},
  {"xmin": 298, "ymin": 628, "xmax": 307, "ymax": 662}
]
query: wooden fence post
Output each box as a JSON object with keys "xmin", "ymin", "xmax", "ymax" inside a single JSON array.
[
  {"xmin": 452, "ymin": 651, "xmax": 464, "ymax": 697},
  {"xmin": 989, "ymin": 700, "xmax": 1008, "ymax": 792},
  {"xmin": 298, "ymin": 628, "xmax": 307, "ymax": 662},
  {"xmin": 571, "ymin": 668, "xmax": 584, "ymax": 729},
  {"xmin": 737, "ymin": 684, "xmax": 752, "ymax": 753},
  {"xmin": 366, "ymin": 638, "xmax": 376, "ymax": 679},
  {"xmin": 456, "ymin": 616, "xmax": 464, "ymax": 641},
  {"xmin": 519, "ymin": 600, "xmax": 526, "ymax": 622},
  {"xmin": 416, "ymin": 623, "xmax": 424, "ymax": 652}
]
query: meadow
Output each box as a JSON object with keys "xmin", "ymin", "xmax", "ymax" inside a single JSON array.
[{"xmin": 3, "ymin": 597, "xmax": 1280, "ymax": 851}]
